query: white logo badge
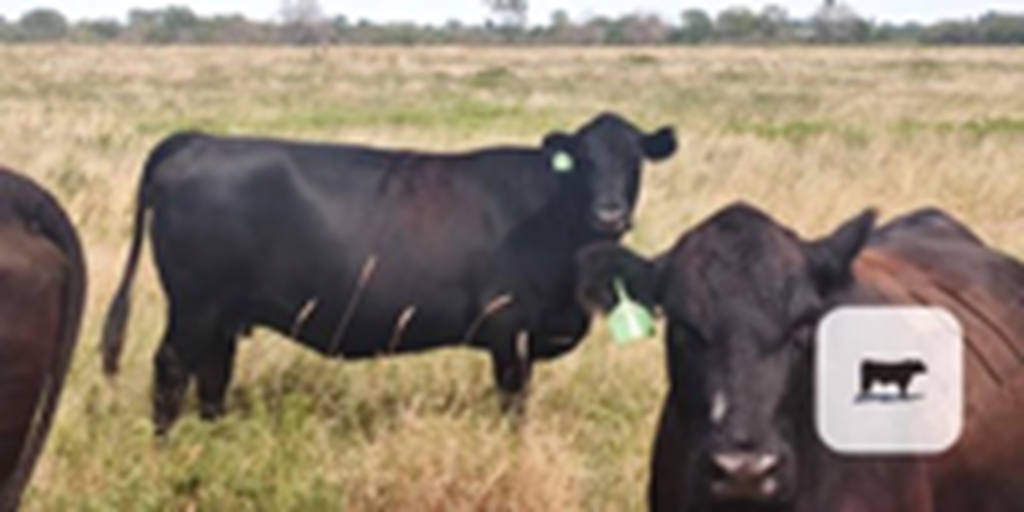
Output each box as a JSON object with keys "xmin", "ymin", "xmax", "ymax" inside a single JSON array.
[{"xmin": 816, "ymin": 306, "xmax": 963, "ymax": 455}]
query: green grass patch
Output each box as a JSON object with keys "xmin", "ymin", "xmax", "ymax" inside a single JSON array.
[
  {"xmin": 963, "ymin": 117, "xmax": 1024, "ymax": 137},
  {"xmin": 467, "ymin": 65, "xmax": 521, "ymax": 90}
]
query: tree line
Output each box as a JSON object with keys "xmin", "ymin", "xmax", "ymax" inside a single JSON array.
[{"xmin": 2, "ymin": 1, "xmax": 1023, "ymax": 46}]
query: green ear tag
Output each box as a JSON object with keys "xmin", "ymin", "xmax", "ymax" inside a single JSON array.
[
  {"xmin": 607, "ymin": 279, "xmax": 655, "ymax": 345},
  {"xmin": 552, "ymin": 151, "xmax": 574, "ymax": 173}
]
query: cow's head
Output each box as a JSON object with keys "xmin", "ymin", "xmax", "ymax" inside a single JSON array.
[
  {"xmin": 577, "ymin": 203, "xmax": 876, "ymax": 506},
  {"xmin": 542, "ymin": 112, "xmax": 676, "ymax": 236}
]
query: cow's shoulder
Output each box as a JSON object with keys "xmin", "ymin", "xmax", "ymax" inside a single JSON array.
[{"xmin": 872, "ymin": 208, "xmax": 984, "ymax": 248}]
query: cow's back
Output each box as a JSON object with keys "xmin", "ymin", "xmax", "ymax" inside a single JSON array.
[
  {"xmin": 854, "ymin": 215, "xmax": 1024, "ymax": 510},
  {"xmin": 860, "ymin": 219, "xmax": 1024, "ymax": 401}
]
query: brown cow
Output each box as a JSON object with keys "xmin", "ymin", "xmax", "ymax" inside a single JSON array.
[
  {"xmin": 0, "ymin": 168, "xmax": 86, "ymax": 511},
  {"xmin": 577, "ymin": 204, "xmax": 1024, "ymax": 512},
  {"xmin": 858, "ymin": 209, "xmax": 1024, "ymax": 511}
]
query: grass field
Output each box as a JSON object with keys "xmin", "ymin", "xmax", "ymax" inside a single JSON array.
[{"xmin": 3, "ymin": 45, "xmax": 1024, "ymax": 511}]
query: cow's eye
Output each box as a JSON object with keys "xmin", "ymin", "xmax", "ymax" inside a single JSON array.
[{"xmin": 789, "ymin": 317, "xmax": 818, "ymax": 350}]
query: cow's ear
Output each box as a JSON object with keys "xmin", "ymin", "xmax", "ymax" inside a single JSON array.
[
  {"xmin": 543, "ymin": 131, "xmax": 573, "ymax": 151},
  {"xmin": 641, "ymin": 126, "xmax": 677, "ymax": 162},
  {"xmin": 806, "ymin": 209, "xmax": 877, "ymax": 293},
  {"xmin": 576, "ymin": 242, "xmax": 661, "ymax": 313}
]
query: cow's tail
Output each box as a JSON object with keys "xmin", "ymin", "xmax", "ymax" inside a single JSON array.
[
  {"xmin": 0, "ymin": 171, "xmax": 87, "ymax": 512},
  {"xmin": 101, "ymin": 132, "xmax": 196, "ymax": 377}
]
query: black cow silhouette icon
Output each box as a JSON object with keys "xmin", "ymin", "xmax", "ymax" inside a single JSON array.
[{"xmin": 858, "ymin": 358, "xmax": 928, "ymax": 401}]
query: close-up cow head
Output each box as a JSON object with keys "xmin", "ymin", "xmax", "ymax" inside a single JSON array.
[
  {"xmin": 576, "ymin": 203, "xmax": 876, "ymax": 507},
  {"xmin": 542, "ymin": 112, "xmax": 677, "ymax": 236}
]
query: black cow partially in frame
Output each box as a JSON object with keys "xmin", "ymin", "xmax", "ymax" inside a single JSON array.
[
  {"xmin": 0, "ymin": 168, "xmax": 86, "ymax": 512},
  {"xmin": 102, "ymin": 112, "xmax": 677, "ymax": 435}
]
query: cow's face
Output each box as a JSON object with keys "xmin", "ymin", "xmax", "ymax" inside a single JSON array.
[
  {"xmin": 576, "ymin": 204, "xmax": 876, "ymax": 506},
  {"xmin": 542, "ymin": 112, "xmax": 676, "ymax": 236}
]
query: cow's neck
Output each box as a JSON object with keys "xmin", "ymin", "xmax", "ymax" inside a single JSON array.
[
  {"xmin": 519, "ymin": 182, "xmax": 612, "ymax": 248},
  {"xmin": 792, "ymin": 413, "xmax": 932, "ymax": 511}
]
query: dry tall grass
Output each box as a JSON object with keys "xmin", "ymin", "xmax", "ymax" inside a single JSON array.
[{"xmin": 2, "ymin": 46, "xmax": 1024, "ymax": 511}]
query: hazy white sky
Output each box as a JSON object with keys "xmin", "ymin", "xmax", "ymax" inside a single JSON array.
[{"xmin": 2, "ymin": 0, "xmax": 1021, "ymax": 24}]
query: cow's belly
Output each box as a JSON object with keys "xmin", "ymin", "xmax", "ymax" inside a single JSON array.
[
  {"xmin": 251, "ymin": 278, "xmax": 477, "ymax": 358},
  {"xmin": 250, "ymin": 275, "xmax": 591, "ymax": 361}
]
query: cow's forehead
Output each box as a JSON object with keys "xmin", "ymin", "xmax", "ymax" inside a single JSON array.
[
  {"xmin": 665, "ymin": 205, "xmax": 818, "ymax": 336},
  {"xmin": 577, "ymin": 114, "xmax": 640, "ymax": 146},
  {"xmin": 582, "ymin": 137, "xmax": 638, "ymax": 167},
  {"xmin": 580, "ymin": 112, "xmax": 635, "ymax": 134}
]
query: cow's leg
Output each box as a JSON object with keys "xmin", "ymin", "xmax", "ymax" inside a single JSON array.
[
  {"xmin": 196, "ymin": 333, "xmax": 238, "ymax": 422},
  {"xmin": 473, "ymin": 296, "xmax": 535, "ymax": 416},
  {"xmin": 152, "ymin": 303, "xmax": 222, "ymax": 436},
  {"xmin": 490, "ymin": 330, "xmax": 533, "ymax": 415},
  {"xmin": 153, "ymin": 336, "xmax": 190, "ymax": 437}
]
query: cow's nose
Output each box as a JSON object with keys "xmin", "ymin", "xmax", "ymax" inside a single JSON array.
[
  {"xmin": 710, "ymin": 451, "xmax": 781, "ymax": 500},
  {"xmin": 713, "ymin": 452, "xmax": 779, "ymax": 480},
  {"xmin": 593, "ymin": 205, "xmax": 630, "ymax": 231}
]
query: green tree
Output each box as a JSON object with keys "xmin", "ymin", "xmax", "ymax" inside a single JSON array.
[
  {"xmin": 978, "ymin": 12, "xmax": 1024, "ymax": 45},
  {"xmin": 280, "ymin": 0, "xmax": 333, "ymax": 44},
  {"xmin": 758, "ymin": 4, "xmax": 791, "ymax": 41},
  {"xmin": 610, "ymin": 14, "xmax": 669, "ymax": 45},
  {"xmin": 0, "ymin": 16, "xmax": 13, "ymax": 42},
  {"xmin": 200, "ymin": 15, "xmax": 272, "ymax": 44},
  {"xmin": 546, "ymin": 9, "xmax": 578, "ymax": 43},
  {"xmin": 676, "ymin": 8, "xmax": 713, "ymax": 44},
  {"xmin": 124, "ymin": 7, "xmax": 202, "ymax": 43},
  {"xmin": 920, "ymin": 20, "xmax": 977, "ymax": 44},
  {"xmin": 72, "ymin": 19, "xmax": 123, "ymax": 42},
  {"xmin": 873, "ymin": 21, "xmax": 923, "ymax": 44},
  {"xmin": 813, "ymin": 0, "xmax": 870, "ymax": 43},
  {"xmin": 160, "ymin": 6, "xmax": 200, "ymax": 42},
  {"xmin": 484, "ymin": 0, "xmax": 528, "ymax": 31},
  {"xmin": 716, "ymin": 7, "xmax": 760, "ymax": 42},
  {"xmin": 17, "ymin": 8, "xmax": 68, "ymax": 42},
  {"xmin": 550, "ymin": 9, "xmax": 570, "ymax": 31}
]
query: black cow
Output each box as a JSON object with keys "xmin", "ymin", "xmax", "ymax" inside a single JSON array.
[
  {"xmin": 860, "ymin": 359, "xmax": 927, "ymax": 399},
  {"xmin": 575, "ymin": 203, "xmax": 1024, "ymax": 512},
  {"xmin": 101, "ymin": 112, "xmax": 677, "ymax": 435}
]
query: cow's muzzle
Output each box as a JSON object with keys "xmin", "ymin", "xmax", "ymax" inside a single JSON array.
[
  {"xmin": 591, "ymin": 205, "xmax": 632, "ymax": 235},
  {"xmin": 709, "ymin": 451, "xmax": 782, "ymax": 502}
]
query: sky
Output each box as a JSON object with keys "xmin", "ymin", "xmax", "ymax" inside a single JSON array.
[{"xmin": 2, "ymin": 0, "xmax": 1022, "ymax": 25}]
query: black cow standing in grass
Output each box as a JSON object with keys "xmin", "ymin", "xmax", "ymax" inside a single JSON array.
[{"xmin": 101, "ymin": 112, "xmax": 677, "ymax": 435}]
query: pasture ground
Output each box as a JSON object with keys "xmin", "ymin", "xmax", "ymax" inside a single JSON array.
[{"xmin": 3, "ymin": 46, "xmax": 1024, "ymax": 511}]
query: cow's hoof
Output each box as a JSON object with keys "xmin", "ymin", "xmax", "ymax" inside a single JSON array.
[{"xmin": 199, "ymin": 404, "xmax": 225, "ymax": 422}]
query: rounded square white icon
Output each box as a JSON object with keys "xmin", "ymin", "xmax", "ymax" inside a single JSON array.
[{"xmin": 815, "ymin": 306, "xmax": 963, "ymax": 455}]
